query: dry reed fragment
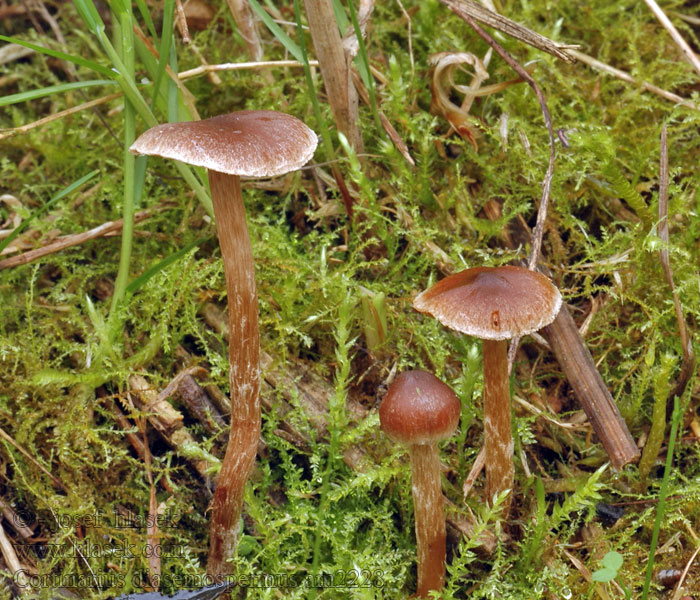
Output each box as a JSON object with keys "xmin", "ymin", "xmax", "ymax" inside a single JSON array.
[
  {"xmin": 569, "ymin": 49, "xmax": 699, "ymax": 110},
  {"xmin": 439, "ymin": 0, "xmax": 579, "ymax": 63},
  {"xmin": 657, "ymin": 126, "xmax": 695, "ymax": 401},
  {"xmin": 0, "ymin": 210, "xmax": 153, "ymax": 270},
  {"xmin": 643, "ymin": 0, "xmax": 700, "ymax": 78},
  {"xmin": 304, "ymin": 0, "xmax": 363, "ymax": 151}
]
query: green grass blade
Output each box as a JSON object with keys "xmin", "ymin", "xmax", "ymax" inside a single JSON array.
[
  {"xmin": 151, "ymin": 0, "xmax": 175, "ymax": 107},
  {"xmin": 249, "ymin": 0, "xmax": 303, "ymax": 62},
  {"xmin": 331, "ymin": 0, "xmax": 349, "ymax": 34},
  {"xmin": 133, "ymin": 0, "xmax": 158, "ymax": 40},
  {"xmin": 0, "ymin": 80, "xmax": 117, "ymax": 107},
  {"xmin": 0, "ymin": 35, "xmax": 112, "ymax": 76},
  {"xmin": 0, "ymin": 170, "xmax": 100, "ymax": 255},
  {"xmin": 640, "ymin": 393, "xmax": 683, "ymax": 599},
  {"xmin": 73, "ymin": 0, "xmax": 105, "ymax": 35},
  {"xmin": 110, "ymin": 3, "xmax": 140, "ymax": 321}
]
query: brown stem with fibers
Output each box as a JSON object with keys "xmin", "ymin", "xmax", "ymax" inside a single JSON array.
[
  {"xmin": 303, "ymin": 0, "xmax": 363, "ymax": 152},
  {"xmin": 482, "ymin": 338, "xmax": 513, "ymax": 511},
  {"xmin": 206, "ymin": 170, "xmax": 261, "ymax": 576},
  {"xmin": 409, "ymin": 443, "xmax": 447, "ymax": 597}
]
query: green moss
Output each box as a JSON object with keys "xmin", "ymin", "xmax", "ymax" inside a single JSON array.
[{"xmin": 1, "ymin": 0, "xmax": 699, "ymax": 597}]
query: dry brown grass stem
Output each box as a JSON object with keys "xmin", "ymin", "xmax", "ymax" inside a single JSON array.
[
  {"xmin": 225, "ymin": 0, "xmax": 263, "ymax": 61},
  {"xmin": 439, "ymin": 0, "xmax": 579, "ymax": 63},
  {"xmin": 0, "ymin": 92, "xmax": 123, "ymax": 141},
  {"xmin": 0, "ymin": 210, "xmax": 153, "ymax": 270},
  {"xmin": 174, "ymin": 0, "xmax": 191, "ymax": 43},
  {"xmin": 658, "ymin": 126, "xmax": 695, "ymax": 400},
  {"xmin": 0, "ymin": 426, "xmax": 66, "ymax": 491},
  {"xmin": 303, "ymin": 0, "xmax": 363, "ymax": 151},
  {"xmin": 569, "ymin": 49, "xmax": 699, "ymax": 110},
  {"xmin": 178, "ymin": 59, "xmax": 319, "ymax": 80},
  {"xmin": 0, "ymin": 522, "xmax": 30, "ymax": 593},
  {"xmin": 670, "ymin": 543, "xmax": 700, "ymax": 600},
  {"xmin": 643, "ymin": 0, "xmax": 700, "ymax": 78},
  {"xmin": 447, "ymin": 11, "xmax": 556, "ymax": 272}
]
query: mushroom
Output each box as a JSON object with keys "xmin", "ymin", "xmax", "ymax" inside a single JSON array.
[
  {"xmin": 379, "ymin": 370, "xmax": 461, "ymax": 597},
  {"xmin": 130, "ymin": 110, "xmax": 317, "ymax": 575},
  {"xmin": 413, "ymin": 266, "xmax": 561, "ymax": 510}
]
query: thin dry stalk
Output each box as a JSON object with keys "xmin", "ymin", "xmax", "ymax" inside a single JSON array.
[
  {"xmin": 0, "ymin": 427, "xmax": 67, "ymax": 491},
  {"xmin": 462, "ymin": 445, "xmax": 485, "ymax": 499},
  {"xmin": 0, "ymin": 210, "xmax": 153, "ymax": 270},
  {"xmin": 0, "ymin": 92, "xmax": 123, "ymax": 141},
  {"xmin": 0, "ymin": 523, "xmax": 30, "ymax": 594},
  {"xmin": 174, "ymin": 0, "xmax": 191, "ymax": 43},
  {"xmin": 127, "ymin": 375, "xmax": 215, "ymax": 478},
  {"xmin": 643, "ymin": 0, "xmax": 700, "ymax": 78},
  {"xmin": 569, "ymin": 49, "xmax": 699, "ymax": 110},
  {"xmin": 225, "ymin": 0, "xmax": 263, "ymax": 61},
  {"xmin": 671, "ymin": 543, "xmax": 700, "ymax": 600},
  {"xmin": 304, "ymin": 0, "xmax": 363, "ymax": 151},
  {"xmin": 658, "ymin": 126, "xmax": 695, "ymax": 400},
  {"xmin": 178, "ymin": 59, "xmax": 319, "ymax": 80},
  {"xmin": 341, "ymin": 0, "xmax": 376, "ymax": 58},
  {"xmin": 351, "ymin": 68, "xmax": 415, "ymax": 166},
  {"xmin": 439, "ymin": 0, "xmax": 578, "ymax": 63},
  {"xmin": 444, "ymin": 9, "xmax": 556, "ymax": 271}
]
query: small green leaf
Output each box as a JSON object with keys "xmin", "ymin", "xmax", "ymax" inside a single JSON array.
[
  {"xmin": 592, "ymin": 567, "xmax": 617, "ymax": 583},
  {"xmin": 602, "ymin": 551, "xmax": 624, "ymax": 572}
]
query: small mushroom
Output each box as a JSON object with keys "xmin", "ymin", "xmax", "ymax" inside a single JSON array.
[
  {"xmin": 379, "ymin": 370, "xmax": 461, "ymax": 598},
  {"xmin": 413, "ymin": 266, "xmax": 561, "ymax": 510},
  {"xmin": 130, "ymin": 110, "xmax": 317, "ymax": 575}
]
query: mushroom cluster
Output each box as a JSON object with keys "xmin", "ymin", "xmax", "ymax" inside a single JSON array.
[
  {"xmin": 414, "ymin": 265, "xmax": 561, "ymax": 509},
  {"xmin": 131, "ymin": 110, "xmax": 317, "ymax": 575}
]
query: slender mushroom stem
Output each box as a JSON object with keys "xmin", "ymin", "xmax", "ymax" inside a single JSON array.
[
  {"xmin": 409, "ymin": 442, "xmax": 448, "ymax": 597},
  {"xmin": 482, "ymin": 338, "xmax": 514, "ymax": 510},
  {"xmin": 206, "ymin": 170, "xmax": 261, "ymax": 576}
]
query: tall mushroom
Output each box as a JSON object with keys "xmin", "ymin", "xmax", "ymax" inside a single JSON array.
[
  {"xmin": 413, "ymin": 266, "xmax": 561, "ymax": 511},
  {"xmin": 379, "ymin": 370, "xmax": 461, "ymax": 598},
  {"xmin": 130, "ymin": 111, "xmax": 317, "ymax": 575}
]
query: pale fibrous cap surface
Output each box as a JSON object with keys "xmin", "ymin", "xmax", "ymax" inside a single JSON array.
[
  {"xmin": 413, "ymin": 266, "xmax": 562, "ymax": 340},
  {"xmin": 379, "ymin": 371, "xmax": 461, "ymax": 446},
  {"xmin": 129, "ymin": 110, "xmax": 318, "ymax": 177}
]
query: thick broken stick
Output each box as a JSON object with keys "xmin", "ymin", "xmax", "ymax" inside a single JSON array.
[{"xmin": 540, "ymin": 300, "xmax": 640, "ymax": 469}]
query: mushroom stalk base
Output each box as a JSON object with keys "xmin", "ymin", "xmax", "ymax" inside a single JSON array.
[
  {"xmin": 409, "ymin": 443, "xmax": 447, "ymax": 597},
  {"xmin": 207, "ymin": 171, "xmax": 261, "ymax": 576},
  {"xmin": 482, "ymin": 338, "xmax": 514, "ymax": 510}
]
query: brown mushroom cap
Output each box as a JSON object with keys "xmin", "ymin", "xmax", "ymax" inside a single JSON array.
[
  {"xmin": 379, "ymin": 371, "xmax": 461, "ymax": 446},
  {"xmin": 413, "ymin": 265, "xmax": 562, "ymax": 340},
  {"xmin": 129, "ymin": 110, "xmax": 318, "ymax": 178}
]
